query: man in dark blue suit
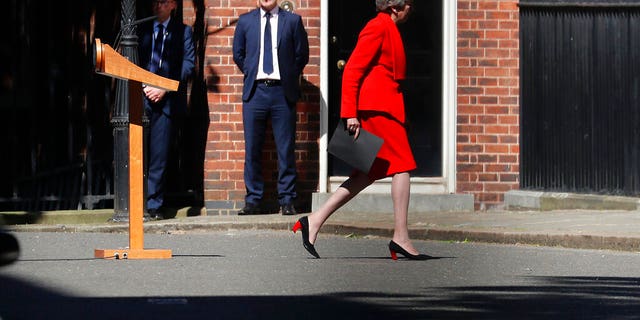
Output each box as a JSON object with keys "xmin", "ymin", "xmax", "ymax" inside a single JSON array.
[
  {"xmin": 138, "ymin": 0, "xmax": 195, "ymax": 219},
  {"xmin": 233, "ymin": 0, "xmax": 309, "ymax": 215}
]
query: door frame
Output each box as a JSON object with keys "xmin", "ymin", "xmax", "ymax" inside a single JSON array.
[{"xmin": 318, "ymin": 0, "xmax": 457, "ymax": 194}]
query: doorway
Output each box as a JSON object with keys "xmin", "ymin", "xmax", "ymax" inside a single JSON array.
[{"xmin": 327, "ymin": 0, "xmax": 443, "ymax": 178}]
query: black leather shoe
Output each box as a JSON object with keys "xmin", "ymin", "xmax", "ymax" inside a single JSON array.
[
  {"xmin": 280, "ymin": 203, "xmax": 297, "ymax": 215},
  {"xmin": 292, "ymin": 216, "xmax": 320, "ymax": 258},
  {"xmin": 146, "ymin": 208, "xmax": 163, "ymax": 220},
  {"xmin": 388, "ymin": 240, "xmax": 433, "ymax": 260},
  {"xmin": 238, "ymin": 204, "xmax": 262, "ymax": 215}
]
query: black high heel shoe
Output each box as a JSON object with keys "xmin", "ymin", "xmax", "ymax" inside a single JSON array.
[
  {"xmin": 292, "ymin": 216, "xmax": 320, "ymax": 258},
  {"xmin": 388, "ymin": 240, "xmax": 432, "ymax": 260}
]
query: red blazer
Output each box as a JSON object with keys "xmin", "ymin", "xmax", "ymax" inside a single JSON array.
[{"xmin": 341, "ymin": 12, "xmax": 407, "ymax": 123}]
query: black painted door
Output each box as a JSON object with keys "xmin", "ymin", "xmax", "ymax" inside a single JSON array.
[
  {"xmin": 328, "ymin": 0, "xmax": 443, "ymax": 177},
  {"xmin": 520, "ymin": 2, "xmax": 640, "ymax": 195}
]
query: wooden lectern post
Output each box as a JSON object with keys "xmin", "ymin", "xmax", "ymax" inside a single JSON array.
[{"xmin": 93, "ymin": 39, "xmax": 177, "ymax": 260}]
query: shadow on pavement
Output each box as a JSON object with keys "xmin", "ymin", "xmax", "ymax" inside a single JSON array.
[
  {"xmin": 0, "ymin": 274, "xmax": 398, "ymax": 319},
  {"xmin": 15, "ymin": 254, "xmax": 223, "ymax": 262},
  {"xmin": 416, "ymin": 276, "xmax": 640, "ymax": 319},
  {"xmin": 1, "ymin": 275, "xmax": 640, "ymax": 319},
  {"xmin": 328, "ymin": 255, "xmax": 455, "ymax": 261}
]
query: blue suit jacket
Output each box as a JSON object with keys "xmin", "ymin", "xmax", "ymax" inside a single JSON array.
[
  {"xmin": 233, "ymin": 8, "xmax": 309, "ymax": 104},
  {"xmin": 138, "ymin": 19, "xmax": 195, "ymax": 115}
]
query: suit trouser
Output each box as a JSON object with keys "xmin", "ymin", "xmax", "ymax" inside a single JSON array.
[
  {"xmin": 242, "ymin": 82, "xmax": 297, "ymax": 206},
  {"xmin": 146, "ymin": 107, "xmax": 173, "ymax": 210}
]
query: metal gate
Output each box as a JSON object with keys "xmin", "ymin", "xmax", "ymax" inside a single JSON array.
[{"xmin": 520, "ymin": 0, "xmax": 640, "ymax": 195}]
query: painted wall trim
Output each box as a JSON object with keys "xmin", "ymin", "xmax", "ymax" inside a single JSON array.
[{"xmin": 442, "ymin": 0, "xmax": 458, "ymax": 194}]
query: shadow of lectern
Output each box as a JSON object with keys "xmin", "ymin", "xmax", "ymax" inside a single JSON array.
[{"xmin": 93, "ymin": 39, "xmax": 176, "ymax": 260}]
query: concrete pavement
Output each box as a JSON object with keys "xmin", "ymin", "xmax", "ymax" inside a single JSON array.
[{"xmin": 3, "ymin": 205, "xmax": 640, "ymax": 252}]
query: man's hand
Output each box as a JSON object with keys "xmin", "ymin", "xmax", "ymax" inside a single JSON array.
[{"xmin": 144, "ymin": 86, "xmax": 167, "ymax": 103}]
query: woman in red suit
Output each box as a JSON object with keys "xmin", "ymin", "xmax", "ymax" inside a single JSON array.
[{"xmin": 293, "ymin": 0, "xmax": 430, "ymax": 260}]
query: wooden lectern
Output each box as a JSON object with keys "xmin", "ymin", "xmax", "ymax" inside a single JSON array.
[{"xmin": 93, "ymin": 39, "xmax": 177, "ymax": 259}]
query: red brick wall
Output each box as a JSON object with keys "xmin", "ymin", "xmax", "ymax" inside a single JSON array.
[
  {"xmin": 182, "ymin": 1, "xmax": 521, "ymax": 213},
  {"xmin": 457, "ymin": 0, "xmax": 520, "ymax": 210},
  {"xmin": 183, "ymin": 0, "xmax": 322, "ymax": 215}
]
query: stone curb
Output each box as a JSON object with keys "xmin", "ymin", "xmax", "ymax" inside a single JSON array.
[
  {"xmin": 505, "ymin": 190, "xmax": 640, "ymax": 211},
  {"xmin": 7, "ymin": 220, "xmax": 640, "ymax": 253}
]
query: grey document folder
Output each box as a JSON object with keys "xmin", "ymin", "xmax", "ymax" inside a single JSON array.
[{"xmin": 328, "ymin": 123, "xmax": 384, "ymax": 173}]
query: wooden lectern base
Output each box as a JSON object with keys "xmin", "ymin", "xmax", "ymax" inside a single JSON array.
[{"xmin": 95, "ymin": 248, "xmax": 172, "ymax": 260}]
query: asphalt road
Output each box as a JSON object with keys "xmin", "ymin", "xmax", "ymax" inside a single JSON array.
[{"xmin": 1, "ymin": 230, "xmax": 640, "ymax": 319}]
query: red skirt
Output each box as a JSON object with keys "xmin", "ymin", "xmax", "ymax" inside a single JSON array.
[{"xmin": 358, "ymin": 111, "xmax": 416, "ymax": 180}]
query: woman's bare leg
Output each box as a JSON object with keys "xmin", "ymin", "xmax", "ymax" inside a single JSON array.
[
  {"xmin": 390, "ymin": 172, "xmax": 419, "ymax": 255},
  {"xmin": 307, "ymin": 171, "xmax": 373, "ymax": 244}
]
